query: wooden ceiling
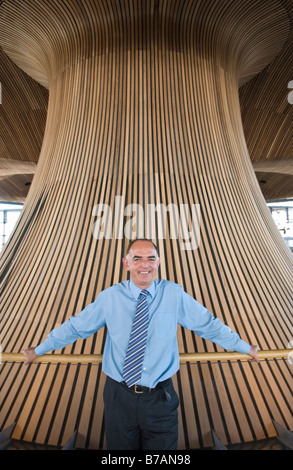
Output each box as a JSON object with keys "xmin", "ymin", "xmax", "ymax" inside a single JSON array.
[
  {"xmin": 0, "ymin": 0, "xmax": 292, "ymax": 203},
  {"xmin": 239, "ymin": 0, "xmax": 293, "ymax": 201},
  {"xmin": 0, "ymin": 48, "xmax": 47, "ymax": 202}
]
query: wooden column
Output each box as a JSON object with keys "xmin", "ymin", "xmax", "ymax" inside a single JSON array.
[{"xmin": 0, "ymin": 0, "xmax": 292, "ymax": 449}]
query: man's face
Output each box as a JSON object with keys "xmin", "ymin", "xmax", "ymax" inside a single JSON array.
[{"xmin": 122, "ymin": 240, "xmax": 160, "ymax": 289}]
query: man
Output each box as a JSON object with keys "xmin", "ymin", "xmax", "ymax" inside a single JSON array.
[{"xmin": 22, "ymin": 238, "xmax": 259, "ymax": 450}]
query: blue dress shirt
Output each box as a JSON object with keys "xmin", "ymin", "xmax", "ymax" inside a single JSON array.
[{"xmin": 35, "ymin": 279, "xmax": 251, "ymax": 387}]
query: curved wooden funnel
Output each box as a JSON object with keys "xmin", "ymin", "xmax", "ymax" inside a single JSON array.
[{"xmin": 0, "ymin": 0, "xmax": 292, "ymax": 448}]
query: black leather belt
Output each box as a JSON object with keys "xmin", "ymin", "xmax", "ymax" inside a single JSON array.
[
  {"xmin": 129, "ymin": 384, "xmax": 152, "ymax": 394},
  {"xmin": 121, "ymin": 382, "xmax": 153, "ymax": 393},
  {"xmin": 121, "ymin": 378, "xmax": 171, "ymax": 395}
]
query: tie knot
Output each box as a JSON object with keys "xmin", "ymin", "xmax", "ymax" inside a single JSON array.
[{"xmin": 140, "ymin": 289, "xmax": 148, "ymax": 297}]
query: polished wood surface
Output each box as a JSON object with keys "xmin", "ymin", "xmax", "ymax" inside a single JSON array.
[
  {"xmin": 2, "ymin": 349, "xmax": 292, "ymax": 364},
  {"xmin": 0, "ymin": 0, "xmax": 292, "ymax": 449}
]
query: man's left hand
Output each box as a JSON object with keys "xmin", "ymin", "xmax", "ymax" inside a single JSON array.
[{"xmin": 248, "ymin": 345, "xmax": 260, "ymax": 363}]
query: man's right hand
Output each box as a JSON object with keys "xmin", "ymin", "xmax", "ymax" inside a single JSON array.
[{"xmin": 21, "ymin": 347, "xmax": 38, "ymax": 364}]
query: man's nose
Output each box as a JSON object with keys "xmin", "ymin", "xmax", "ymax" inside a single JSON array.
[{"xmin": 141, "ymin": 258, "xmax": 150, "ymax": 266}]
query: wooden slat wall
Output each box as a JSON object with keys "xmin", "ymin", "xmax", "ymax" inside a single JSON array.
[{"xmin": 0, "ymin": 0, "xmax": 292, "ymax": 449}]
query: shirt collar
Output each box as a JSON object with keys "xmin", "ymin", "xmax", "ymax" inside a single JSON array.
[{"xmin": 129, "ymin": 279, "xmax": 157, "ymax": 300}]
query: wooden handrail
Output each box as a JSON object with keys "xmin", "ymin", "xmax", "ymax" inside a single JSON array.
[{"xmin": 1, "ymin": 349, "xmax": 291, "ymax": 364}]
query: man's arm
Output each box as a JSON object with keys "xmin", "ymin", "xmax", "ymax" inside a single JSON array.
[
  {"xmin": 179, "ymin": 289, "xmax": 261, "ymax": 362},
  {"xmin": 21, "ymin": 292, "xmax": 107, "ymax": 364}
]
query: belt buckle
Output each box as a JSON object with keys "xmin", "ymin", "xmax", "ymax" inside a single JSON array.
[{"xmin": 134, "ymin": 384, "xmax": 143, "ymax": 394}]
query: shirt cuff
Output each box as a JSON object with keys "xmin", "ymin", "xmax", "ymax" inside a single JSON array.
[
  {"xmin": 35, "ymin": 342, "xmax": 53, "ymax": 356},
  {"xmin": 237, "ymin": 340, "xmax": 251, "ymax": 355}
]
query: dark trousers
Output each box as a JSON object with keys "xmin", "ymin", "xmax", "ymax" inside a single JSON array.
[{"xmin": 103, "ymin": 376, "xmax": 179, "ymax": 450}]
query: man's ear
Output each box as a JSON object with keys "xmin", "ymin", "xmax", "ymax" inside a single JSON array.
[{"xmin": 122, "ymin": 257, "xmax": 130, "ymax": 271}]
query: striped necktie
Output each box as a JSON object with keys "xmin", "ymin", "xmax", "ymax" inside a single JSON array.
[{"xmin": 123, "ymin": 289, "xmax": 149, "ymax": 387}]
